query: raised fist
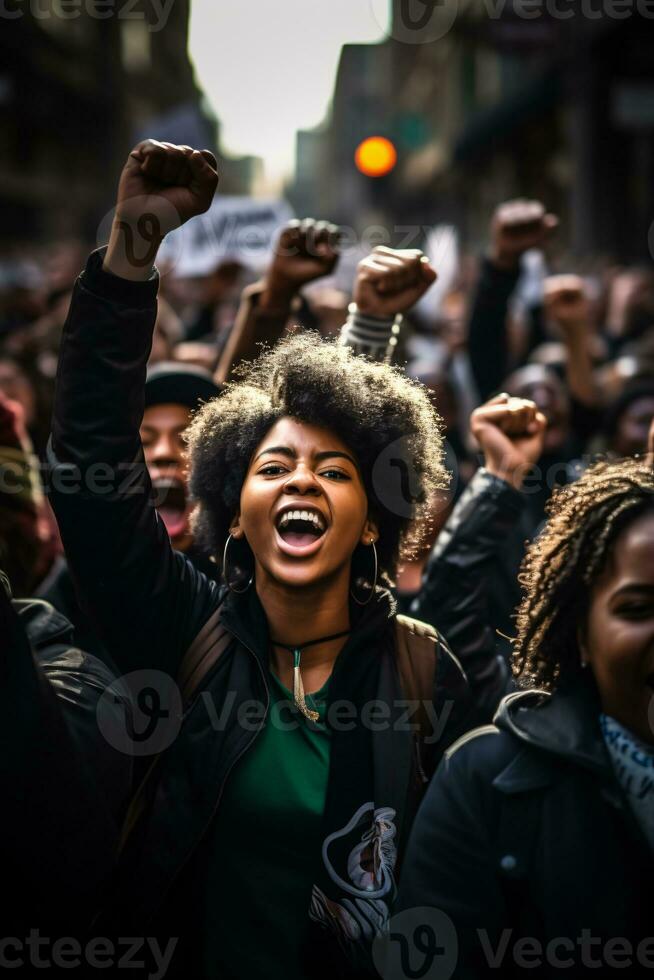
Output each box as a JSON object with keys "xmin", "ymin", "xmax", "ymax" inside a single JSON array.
[
  {"xmin": 264, "ymin": 219, "xmax": 340, "ymax": 304},
  {"xmin": 354, "ymin": 246, "xmax": 437, "ymax": 319},
  {"xmin": 490, "ymin": 200, "xmax": 558, "ymax": 271},
  {"xmin": 115, "ymin": 139, "xmax": 218, "ymax": 231},
  {"xmin": 106, "ymin": 140, "xmax": 218, "ymax": 280},
  {"xmin": 543, "ymin": 274, "xmax": 591, "ymax": 334},
  {"xmin": 471, "ymin": 393, "xmax": 547, "ymax": 489}
]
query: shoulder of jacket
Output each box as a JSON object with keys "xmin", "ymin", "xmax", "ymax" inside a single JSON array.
[
  {"xmin": 15, "ymin": 597, "xmax": 75, "ymax": 650},
  {"xmin": 395, "ymin": 613, "xmax": 440, "ymax": 644}
]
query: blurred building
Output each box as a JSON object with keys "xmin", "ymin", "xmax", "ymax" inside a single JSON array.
[
  {"xmin": 291, "ymin": 0, "xmax": 654, "ymax": 262},
  {"xmin": 0, "ymin": 2, "xmax": 217, "ymax": 246}
]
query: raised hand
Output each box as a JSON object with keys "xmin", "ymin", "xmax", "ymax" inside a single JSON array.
[
  {"xmin": 262, "ymin": 219, "xmax": 340, "ymax": 309},
  {"xmin": 490, "ymin": 199, "xmax": 558, "ymax": 271},
  {"xmin": 471, "ymin": 393, "xmax": 547, "ymax": 489},
  {"xmin": 105, "ymin": 139, "xmax": 219, "ymax": 281},
  {"xmin": 543, "ymin": 274, "xmax": 591, "ymax": 334},
  {"xmin": 354, "ymin": 246, "xmax": 437, "ymax": 319}
]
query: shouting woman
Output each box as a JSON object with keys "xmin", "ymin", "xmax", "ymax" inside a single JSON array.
[
  {"xmin": 399, "ymin": 455, "xmax": 654, "ymax": 978},
  {"xmin": 48, "ymin": 141, "xmax": 503, "ymax": 978}
]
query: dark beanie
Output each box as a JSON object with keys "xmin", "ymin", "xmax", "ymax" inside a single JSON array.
[{"xmin": 144, "ymin": 362, "xmax": 222, "ymax": 412}]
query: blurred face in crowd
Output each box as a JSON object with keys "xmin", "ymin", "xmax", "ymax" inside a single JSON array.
[
  {"xmin": 612, "ymin": 396, "xmax": 654, "ymax": 458},
  {"xmin": 233, "ymin": 417, "xmax": 377, "ymax": 593},
  {"xmin": 0, "ymin": 358, "xmax": 37, "ymax": 429},
  {"xmin": 140, "ymin": 403, "xmax": 194, "ymax": 552},
  {"xmin": 584, "ymin": 510, "xmax": 654, "ymax": 744},
  {"xmin": 505, "ymin": 365, "xmax": 569, "ymax": 454}
]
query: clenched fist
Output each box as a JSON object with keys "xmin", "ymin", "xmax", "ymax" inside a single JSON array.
[
  {"xmin": 354, "ymin": 246, "xmax": 437, "ymax": 319},
  {"xmin": 262, "ymin": 219, "xmax": 340, "ymax": 309},
  {"xmin": 105, "ymin": 139, "xmax": 219, "ymax": 281},
  {"xmin": 543, "ymin": 274, "xmax": 591, "ymax": 334},
  {"xmin": 490, "ymin": 200, "xmax": 558, "ymax": 271},
  {"xmin": 471, "ymin": 393, "xmax": 547, "ymax": 489}
]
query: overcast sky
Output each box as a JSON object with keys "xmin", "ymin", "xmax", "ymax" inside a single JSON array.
[{"xmin": 188, "ymin": 1, "xmax": 390, "ymax": 191}]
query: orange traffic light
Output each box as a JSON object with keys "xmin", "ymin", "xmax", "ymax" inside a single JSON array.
[{"xmin": 354, "ymin": 137, "xmax": 397, "ymax": 177}]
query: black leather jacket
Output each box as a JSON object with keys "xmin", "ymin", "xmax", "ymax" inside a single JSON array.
[
  {"xmin": 2, "ymin": 591, "xmax": 131, "ymax": 932},
  {"xmin": 412, "ymin": 468, "xmax": 520, "ymax": 704}
]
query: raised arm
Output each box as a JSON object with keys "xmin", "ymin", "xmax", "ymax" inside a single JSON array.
[
  {"xmin": 543, "ymin": 274, "xmax": 600, "ymax": 408},
  {"xmin": 469, "ymin": 200, "xmax": 558, "ymax": 400},
  {"xmin": 48, "ymin": 140, "xmax": 220, "ymax": 677},
  {"xmin": 341, "ymin": 245, "xmax": 437, "ymax": 361},
  {"xmin": 412, "ymin": 395, "xmax": 547, "ymax": 715},
  {"xmin": 214, "ymin": 218, "xmax": 340, "ymax": 383}
]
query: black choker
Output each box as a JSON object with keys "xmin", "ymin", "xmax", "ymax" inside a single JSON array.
[{"xmin": 272, "ymin": 628, "xmax": 351, "ymax": 721}]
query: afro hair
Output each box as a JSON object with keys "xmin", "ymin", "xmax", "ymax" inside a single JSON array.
[{"xmin": 185, "ymin": 333, "xmax": 448, "ymax": 583}]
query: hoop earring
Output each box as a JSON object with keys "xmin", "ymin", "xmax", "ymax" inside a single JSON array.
[
  {"xmin": 350, "ymin": 540, "xmax": 378, "ymax": 606},
  {"xmin": 222, "ymin": 532, "xmax": 253, "ymax": 594}
]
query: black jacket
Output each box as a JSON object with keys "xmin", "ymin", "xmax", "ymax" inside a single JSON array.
[
  {"xmin": 47, "ymin": 249, "xmax": 505, "ymax": 974},
  {"xmin": 1, "ymin": 591, "xmax": 132, "ymax": 934},
  {"xmin": 412, "ymin": 468, "xmax": 521, "ymax": 681},
  {"xmin": 397, "ymin": 673, "xmax": 653, "ymax": 978}
]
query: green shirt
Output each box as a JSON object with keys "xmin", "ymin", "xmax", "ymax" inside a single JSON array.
[{"xmin": 202, "ymin": 672, "xmax": 331, "ymax": 979}]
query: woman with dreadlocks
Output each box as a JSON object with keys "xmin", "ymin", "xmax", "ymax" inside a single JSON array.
[
  {"xmin": 398, "ymin": 452, "xmax": 654, "ymax": 978},
  {"xmin": 48, "ymin": 140, "xmax": 503, "ymax": 979}
]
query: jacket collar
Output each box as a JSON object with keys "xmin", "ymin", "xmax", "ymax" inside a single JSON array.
[
  {"xmin": 495, "ymin": 669, "xmax": 611, "ymax": 778},
  {"xmin": 219, "ymin": 583, "xmax": 396, "ymax": 671}
]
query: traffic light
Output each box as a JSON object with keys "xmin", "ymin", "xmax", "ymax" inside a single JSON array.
[{"xmin": 354, "ymin": 137, "xmax": 397, "ymax": 177}]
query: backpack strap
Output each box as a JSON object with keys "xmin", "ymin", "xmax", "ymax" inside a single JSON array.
[
  {"xmin": 178, "ymin": 606, "xmax": 233, "ymax": 707},
  {"xmin": 394, "ymin": 613, "xmax": 439, "ymax": 745}
]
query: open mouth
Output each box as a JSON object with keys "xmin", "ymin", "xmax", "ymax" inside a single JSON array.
[
  {"xmin": 152, "ymin": 479, "xmax": 189, "ymax": 539},
  {"xmin": 275, "ymin": 507, "xmax": 327, "ymax": 555}
]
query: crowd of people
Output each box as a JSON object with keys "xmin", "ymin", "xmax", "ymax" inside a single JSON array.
[{"xmin": 1, "ymin": 137, "xmax": 653, "ymax": 978}]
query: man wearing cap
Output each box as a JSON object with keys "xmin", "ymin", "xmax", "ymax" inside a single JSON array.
[
  {"xmin": 141, "ymin": 361, "xmax": 221, "ymax": 560},
  {"xmin": 40, "ymin": 361, "xmax": 221, "ymax": 659}
]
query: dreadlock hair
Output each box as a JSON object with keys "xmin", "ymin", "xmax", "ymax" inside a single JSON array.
[
  {"xmin": 185, "ymin": 332, "xmax": 448, "ymax": 584},
  {"xmin": 513, "ymin": 456, "xmax": 654, "ymax": 690}
]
